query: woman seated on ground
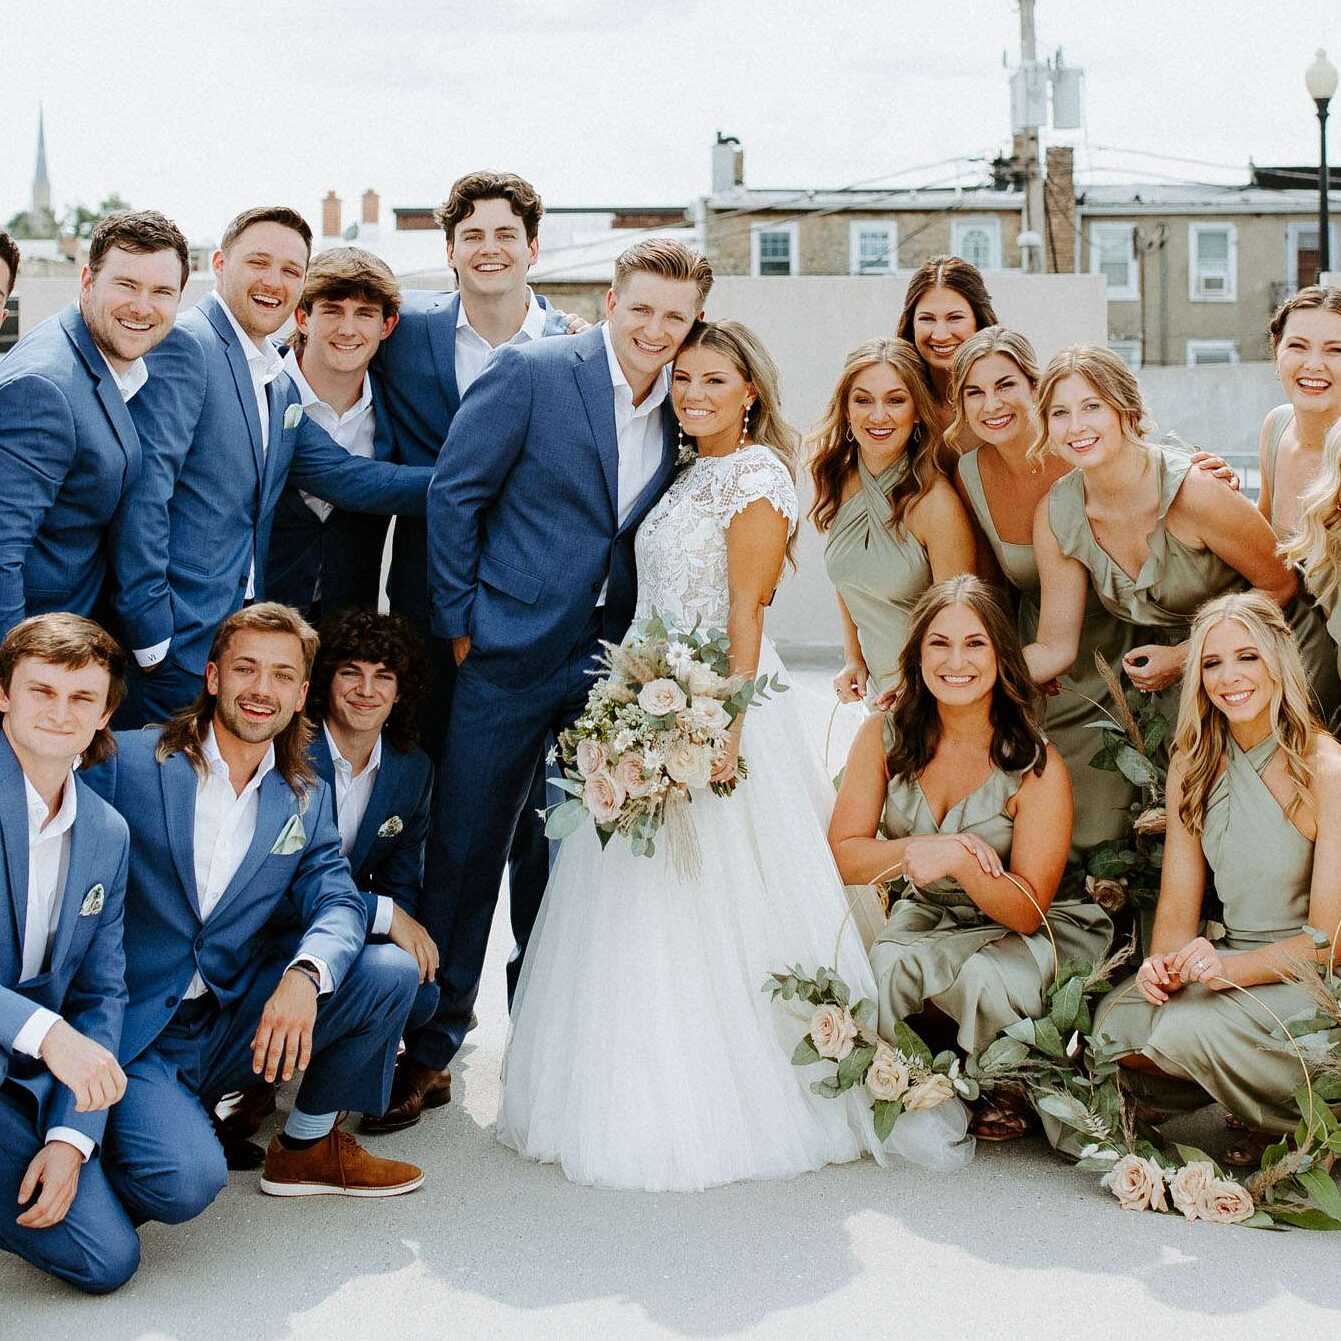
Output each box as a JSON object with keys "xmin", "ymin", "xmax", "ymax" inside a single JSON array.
[
  {"xmin": 811, "ymin": 337, "xmax": 977, "ymax": 706},
  {"xmin": 1023, "ymin": 346, "xmax": 1295, "ymax": 723},
  {"xmin": 829, "ymin": 574, "xmax": 1113, "ymax": 1141},
  {"xmin": 1095, "ymin": 591, "xmax": 1341, "ymax": 1167}
]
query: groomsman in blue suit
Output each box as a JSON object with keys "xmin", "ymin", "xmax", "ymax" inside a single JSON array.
[
  {"xmin": 85, "ymin": 604, "xmax": 425, "ymax": 1216},
  {"xmin": 0, "ymin": 614, "xmax": 139, "ymax": 1293},
  {"xmin": 115, "ymin": 207, "xmax": 433, "ymax": 726},
  {"xmin": 265, "ymin": 247, "xmax": 403, "ymax": 622},
  {"xmin": 389, "ymin": 240, "xmax": 712, "ymax": 1124},
  {"xmin": 374, "ymin": 170, "xmax": 576, "ymax": 755},
  {"xmin": 0, "ymin": 210, "xmax": 189, "ymax": 638}
]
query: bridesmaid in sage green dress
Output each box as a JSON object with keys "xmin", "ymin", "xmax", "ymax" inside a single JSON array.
[
  {"xmin": 831, "ymin": 576, "xmax": 1111, "ymax": 1141},
  {"xmin": 810, "ymin": 338, "xmax": 977, "ymax": 705},
  {"xmin": 1023, "ymin": 347, "xmax": 1296, "ymax": 726},
  {"xmin": 1095, "ymin": 591, "xmax": 1341, "ymax": 1161}
]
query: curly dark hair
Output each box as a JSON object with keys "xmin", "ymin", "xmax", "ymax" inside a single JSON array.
[
  {"xmin": 885, "ymin": 575, "xmax": 1046, "ymax": 784},
  {"xmin": 306, "ymin": 609, "xmax": 428, "ymax": 753}
]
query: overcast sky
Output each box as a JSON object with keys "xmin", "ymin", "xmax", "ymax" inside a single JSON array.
[{"xmin": 4, "ymin": 0, "xmax": 1340, "ymax": 241}]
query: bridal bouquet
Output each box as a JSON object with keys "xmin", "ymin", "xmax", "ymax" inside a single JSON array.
[{"xmin": 544, "ymin": 611, "xmax": 786, "ymax": 872}]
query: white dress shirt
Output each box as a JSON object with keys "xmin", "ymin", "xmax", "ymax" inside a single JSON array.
[
  {"xmin": 323, "ymin": 724, "xmax": 393, "ymax": 936},
  {"xmin": 282, "ymin": 348, "xmax": 376, "ymax": 525},
  {"xmin": 11, "ymin": 773, "xmax": 96, "ymax": 1159},
  {"xmin": 596, "ymin": 322, "xmax": 668, "ymax": 604},
  {"xmin": 98, "ymin": 348, "xmax": 149, "ymax": 403},
  {"xmin": 454, "ymin": 287, "xmax": 549, "ymax": 396}
]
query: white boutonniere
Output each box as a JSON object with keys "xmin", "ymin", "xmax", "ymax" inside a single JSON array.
[
  {"xmin": 377, "ymin": 815, "xmax": 403, "ymax": 839},
  {"xmin": 283, "ymin": 402, "xmax": 304, "ymax": 430},
  {"xmin": 79, "ymin": 884, "xmax": 105, "ymax": 917},
  {"xmin": 270, "ymin": 813, "xmax": 307, "ymax": 856}
]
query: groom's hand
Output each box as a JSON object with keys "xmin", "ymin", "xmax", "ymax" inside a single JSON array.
[
  {"xmin": 16, "ymin": 1142, "xmax": 83, "ymax": 1229},
  {"xmin": 452, "ymin": 635, "xmax": 471, "ymax": 667},
  {"xmin": 251, "ymin": 970, "xmax": 318, "ymax": 1083},
  {"xmin": 39, "ymin": 1019, "xmax": 127, "ymax": 1112}
]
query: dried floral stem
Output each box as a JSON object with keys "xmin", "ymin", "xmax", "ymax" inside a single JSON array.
[{"xmin": 1091, "ymin": 650, "xmax": 1145, "ymax": 749}]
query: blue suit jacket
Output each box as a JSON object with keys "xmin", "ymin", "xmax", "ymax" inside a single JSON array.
[
  {"xmin": 82, "ymin": 727, "xmax": 366, "ymax": 1064},
  {"xmin": 308, "ymin": 732, "xmax": 432, "ymax": 935},
  {"xmin": 374, "ymin": 291, "xmax": 570, "ymax": 625},
  {"xmin": 118, "ymin": 292, "xmax": 432, "ymax": 676},
  {"xmin": 0, "ymin": 302, "xmax": 144, "ymax": 636},
  {"xmin": 265, "ymin": 366, "xmax": 398, "ymax": 617},
  {"xmin": 427, "ymin": 323, "xmax": 677, "ymax": 689},
  {"xmin": 0, "ymin": 733, "xmax": 129, "ymax": 1148}
]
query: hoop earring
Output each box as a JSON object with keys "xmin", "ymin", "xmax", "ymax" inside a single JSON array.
[{"xmin": 739, "ymin": 403, "xmax": 752, "ymax": 448}]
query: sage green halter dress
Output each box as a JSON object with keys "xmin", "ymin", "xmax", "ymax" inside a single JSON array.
[
  {"xmin": 869, "ymin": 717, "xmax": 1114, "ymax": 1053},
  {"xmin": 958, "ymin": 449, "xmax": 1136, "ymax": 853},
  {"xmin": 824, "ymin": 459, "xmax": 933, "ymax": 701},
  {"xmin": 1047, "ymin": 444, "xmax": 1246, "ymax": 724},
  {"xmin": 1262, "ymin": 405, "xmax": 1341, "ymax": 727},
  {"xmin": 1095, "ymin": 737, "xmax": 1320, "ymax": 1133}
]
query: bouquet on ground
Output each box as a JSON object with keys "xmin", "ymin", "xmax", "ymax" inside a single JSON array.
[{"xmin": 544, "ymin": 610, "xmax": 786, "ymax": 872}]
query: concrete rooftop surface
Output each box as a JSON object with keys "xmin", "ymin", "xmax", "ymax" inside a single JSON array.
[{"xmin": 4, "ymin": 665, "xmax": 1338, "ymax": 1340}]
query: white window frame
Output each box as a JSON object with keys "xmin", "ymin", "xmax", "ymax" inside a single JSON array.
[
  {"xmin": 1186, "ymin": 339, "xmax": 1239, "ymax": 366},
  {"xmin": 750, "ymin": 221, "xmax": 799, "ymax": 277},
  {"xmin": 848, "ymin": 221, "xmax": 897, "ymax": 275},
  {"xmin": 950, "ymin": 217, "xmax": 1002, "ymax": 271},
  {"xmin": 1107, "ymin": 338, "xmax": 1143, "ymax": 370},
  {"xmin": 1090, "ymin": 223, "xmax": 1139, "ymax": 302},
  {"xmin": 1188, "ymin": 223, "xmax": 1237, "ymax": 302},
  {"xmin": 1286, "ymin": 220, "xmax": 1341, "ymax": 290}
]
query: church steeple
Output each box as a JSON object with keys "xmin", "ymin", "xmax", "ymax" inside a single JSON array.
[{"xmin": 31, "ymin": 104, "xmax": 51, "ymax": 219}]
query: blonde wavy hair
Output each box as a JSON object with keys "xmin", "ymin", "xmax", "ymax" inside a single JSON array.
[
  {"xmin": 1279, "ymin": 418, "xmax": 1341, "ymax": 613},
  {"xmin": 1027, "ymin": 345, "xmax": 1156, "ymax": 469},
  {"xmin": 945, "ymin": 326, "xmax": 1042, "ymax": 455},
  {"xmin": 1173, "ymin": 590, "xmax": 1317, "ymax": 836}
]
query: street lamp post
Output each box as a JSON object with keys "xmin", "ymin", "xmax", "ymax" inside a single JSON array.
[{"xmin": 1306, "ymin": 49, "xmax": 1339, "ymax": 282}]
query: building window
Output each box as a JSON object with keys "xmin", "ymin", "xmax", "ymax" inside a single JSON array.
[
  {"xmin": 950, "ymin": 218, "xmax": 1002, "ymax": 271},
  {"xmin": 1188, "ymin": 224, "xmax": 1237, "ymax": 302},
  {"xmin": 0, "ymin": 298, "xmax": 17, "ymax": 354},
  {"xmin": 1285, "ymin": 221, "xmax": 1341, "ymax": 292},
  {"xmin": 750, "ymin": 223, "xmax": 798, "ymax": 277},
  {"xmin": 1107, "ymin": 338, "xmax": 1143, "ymax": 370},
  {"xmin": 1090, "ymin": 223, "xmax": 1139, "ymax": 301},
  {"xmin": 849, "ymin": 222, "xmax": 897, "ymax": 275},
  {"xmin": 1186, "ymin": 339, "xmax": 1239, "ymax": 366}
]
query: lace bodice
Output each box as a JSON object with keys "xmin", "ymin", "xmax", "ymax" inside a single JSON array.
[{"xmin": 634, "ymin": 444, "xmax": 798, "ymax": 629}]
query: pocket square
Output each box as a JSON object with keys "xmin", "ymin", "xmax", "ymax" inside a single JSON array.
[
  {"xmin": 270, "ymin": 814, "xmax": 307, "ymax": 856},
  {"xmin": 377, "ymin": 815, "xmax": 404, "ymax": 839},
  {"xmin": 79, "ymin": 884, "xmax": 105, "ymax": 917},
  {"xmin": 283, "ymin": 403, "xmax": 304, "ymax": 430}
]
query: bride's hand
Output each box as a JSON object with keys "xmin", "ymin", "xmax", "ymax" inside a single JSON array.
[{"xmin": 711, "ymin": 721, "xmax": 744, "ymax": 784}]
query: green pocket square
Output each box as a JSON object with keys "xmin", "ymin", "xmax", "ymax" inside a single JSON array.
[
  {"xmin": 270, "ymin": 813, "xmax": 307, "ymax": 855},
  {"xmin": 79, "ymin": 884, "xmax": 105, "ymax": 916}
]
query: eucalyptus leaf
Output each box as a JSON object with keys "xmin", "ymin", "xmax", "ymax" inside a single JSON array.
[
  {"xmin": 1267, "ymin": 1207, "xmax": 1341, "ymax": 1231},
  {"xmin": 1031, "ymin": 1018, "xmax": 1066, "ymax": 1059},
  {"xmin": 872, "ymin": 1099, "xmax": 902, "ymax": 1143},
  {"xmin": 1298, "ymin": 1166, "xmax": 1341, "ymax": 1222},
  {"xmin": 791, "ymin": 1034, "xmax": 822, "ymax": 1066},
  {"xmin": 543, "ymin": 799, "xmax": 587, "ymax": 839},
  {"xmin": 837, "ymin": 1044, "xmax": 876, "ymax": 1090},
  {"xmin": 1049, "ymin": 977, "xmax": 1084, "ymax": 1033},
  {"xmin": 1115, "ymin": 744, "xmax": 1159, "ymax": 786}
]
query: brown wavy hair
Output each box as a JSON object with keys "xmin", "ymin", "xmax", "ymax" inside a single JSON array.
[
  {"xmin": 896, "ymin": 255, "xmax": 998, "ymax": 363},
  {"xmin": 1028, "ymin": 344, "xmax": 1156, "ymax": 469},
  {"xmin": 1268, "ymin": 284, "xmax": 1341, "ymax": 351},
  {"xmin": 807, "ymin": 338, "xmax": 950, "ymax": 535},
  {"xmin": 306, "ymin": 609, "xmax": 428, "ymax": 753},
  {"xmin": 156, "ymin": 603, "xmax": 319, "ymax": 793},
  {"xmin": 884, "ymin": 574, "xmax": 1046, "ymax": 784},
  {"xmin": 434, "ymin": 171, "xmax": 543, "ymax": 244}
]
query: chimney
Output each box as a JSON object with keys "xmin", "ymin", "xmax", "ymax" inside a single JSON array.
[
  {"xmin": 361, "ymin": 189, "xmax": 380, "ymax": 226},
  {"xmin": 1043, "ymin": 147, "xmax": 1076, "ymax": 273},
  {"xmin": 712, "ymin": 132, "xmax": 744, "ymax": 194},
  {"xmin": 321, "ymin": 190, "xmax": 342, "ymax": 239}
]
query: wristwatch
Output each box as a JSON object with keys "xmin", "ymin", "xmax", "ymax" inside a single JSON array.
[{"xmin": 288, "ymin": 959, "xmax": 323, "ymax": 995}]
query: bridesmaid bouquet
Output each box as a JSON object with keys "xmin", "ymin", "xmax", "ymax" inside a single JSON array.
[
  {"xmin": 544, "ymin": 610, "xmax": 786, "ymax": 873},
  {"xmin": 763, "ymin": 964, "xmax": 977, "ymax": 1142}
]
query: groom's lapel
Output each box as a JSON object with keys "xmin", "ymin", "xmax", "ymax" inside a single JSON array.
[{"xmin": 573, "ymin": 332, "xmax": 619, "ymax": 517}]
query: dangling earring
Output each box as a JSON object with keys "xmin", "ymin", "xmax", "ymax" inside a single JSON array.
[
  {"xmin": 910, "ymin": 421, "xmax": 923, "ymax": 449},
  {"xmin": 677, "ymin": 422, "xmax": 685, "ymax": 451},
  {"xmin": 739, "ymin": 403, "xmax": 752, "ymax": 448},
  {"xmin": 676, "ymin": 420, "xmax": 693, "ymax": 466}
]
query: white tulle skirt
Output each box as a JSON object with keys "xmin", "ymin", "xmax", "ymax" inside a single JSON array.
[{"xmin": 496, "ymin": 640, "xmax": 974, "ymax": 1191}]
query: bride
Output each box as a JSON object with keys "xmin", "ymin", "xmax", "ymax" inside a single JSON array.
[{"xmin": 497, "ymin": 320, "xmax": 973, "ymax": 1190}]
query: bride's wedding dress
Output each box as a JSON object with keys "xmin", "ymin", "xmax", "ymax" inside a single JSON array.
[{"xmin": 496, "ymin": 444, "xmax": 972, "ymax": 1190}]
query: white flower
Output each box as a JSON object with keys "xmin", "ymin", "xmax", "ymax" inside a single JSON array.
[
  {"xmin": 666, "ymin": 642, "xmax": 695, "ymax": 674},
  {"xmin": 643, "ymin": 747, "xmax": 665, "ymax": 771},
  {"xmin": 903, "ymin": 1074, "xmax": 956, "ymax": 1111},
  {"xmin": 1199, "ymin": 1178, "xmax": 1256, "ymax": 1225},
  {"xmin": 809, "ymin": 1004, "xmax": 858, "ymax": 1061},
  {"xmin": 664, "ymin": 739, "xmax": 713, "ymax": 788},
  {"xmin": 1101, "ymin": 1154, "xmax": 1167, "ymax": 1212},
  {"xmin": 638, "ymin": 678, "xmax": 687, "ymax": 717},
  {"xmin": 865, "ymin": 1045, "xmax": 911, "ymax": 1102},
  {"xmin": 684, "ymin": 661, "xmax": 728, "ymax": 697},
  {"xmin": 1079, "ymin": 1144, "xmax": 1120, "ymax": 1163},
  {"xmin": 684, "ymin": 698, "xmax": 730, "ymax": 735},
  {"xmin": 612, "ymin": 729, "xmax": 637, "ymax": 754},
  {"xmin": 1169, "ymin": 1162, "xmax": 1219, "ymax": 1220}
]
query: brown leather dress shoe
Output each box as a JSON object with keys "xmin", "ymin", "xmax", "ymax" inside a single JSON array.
[
  {"xmin": 360, "ymin": 1058, "xmax": 451, "ymax": 1134},
  {"xmin": 260, "ymin": 1128, "xmax": 423, "ymax": 1197}
]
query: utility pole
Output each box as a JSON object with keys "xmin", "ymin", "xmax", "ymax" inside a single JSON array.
[{"xmin": 1012, "ymin": 0, "xmax": 1047, "ymax": 272}]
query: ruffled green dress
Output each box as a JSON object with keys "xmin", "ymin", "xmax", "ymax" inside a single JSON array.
[
  {"xmin": 824, "ymin": 459, "xmax": 933, "ymax": 701},
  {"xmin": 870, "ymin": 718, "xmax": 1114, "ymax": 1053},
  {"xmin": 1047, "ymin": 444, "xmax": 1246, "ymax": 724},
  {"xmin": 1262, "ymin": 405, "xmax": 1341, "ymax": 727},
  {"xmin": 1095, "ymin": 736, "xmax": 1320, "ymax": 1133},
  {"xmin": 958, "ymin": 449, "xmax": 1136, "ymax": 853}
]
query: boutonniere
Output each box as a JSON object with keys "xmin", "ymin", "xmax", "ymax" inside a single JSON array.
[
  {"xmin": 270, "ymin": 813, "xmax": 307, "ymax": 856},
  {"xmin": 79, "ymin": 884, "xmax": 105, "ymax": 917},
  {"xmin": 283, "ymin": 402, "xmax": 304, "ymax": 430},
  {"xmin": 377, "ymin": 815, "xmax": 403, "ymax": 839}
]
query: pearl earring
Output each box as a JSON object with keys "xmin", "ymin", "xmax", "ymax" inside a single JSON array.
[{"xmin": 739, "ymin": 403, "xmax": 752, "ymax": 448}]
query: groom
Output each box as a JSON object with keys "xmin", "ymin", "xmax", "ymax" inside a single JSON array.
[{"xmin": 381, "ymin": 240, "xmax": 713, "ymax": 1124}]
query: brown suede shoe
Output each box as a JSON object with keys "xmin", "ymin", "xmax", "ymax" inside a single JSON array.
[
  {"xmin": 360, "ymin": 1058, "xmax": 451, "ymax": 1134},
  {"xmin": 259, "ymin": 1127, "xmax": 424, "ymax": 1198}
]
